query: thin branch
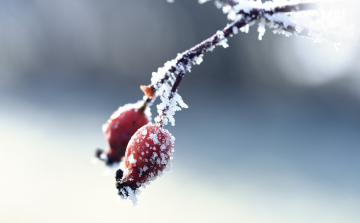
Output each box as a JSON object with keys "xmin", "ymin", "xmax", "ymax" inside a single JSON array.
[
  {"xmin": 141, "ymin": 13, "xmax": 256, "ymax": 109},
  {"xmin": 140, "ymin": 1, "xmax": 323, "ymax": 125},
  {"xmin": 143, "ymin": 1, "xmax": 320, "ymax": 105},
  {"xmin": 268, "ymin": 3, "xmax": 318, "ymax": 14},
  {"xmin": 156, "ymin": 71, "xmax": 185, "ymax": 127},
  {"xmin": 150, "ymin": 14, "xmax": 259, "ymax": 125}
]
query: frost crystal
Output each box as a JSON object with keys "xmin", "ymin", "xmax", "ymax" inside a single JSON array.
[
  {"xmin": 118, "ymin": 187, "xmax": 140, "ymax": 207},
  {"xmin": 258, "ymin": 19, "xmax": 266, "ymax": 40},
  {"xmin": 128, "ymin": 154, "xmax": 136, "ymax": 165},
  {"xmin": 155, "ymin": 84, "xmax": 188, "ymax": 126},
  {"xmin": 198, "ymin": 0, "xmax": 211, "ymax": 4},
  {"xmin": 215, "ymin": 0, "xmax": 360, "ymax": 44}
]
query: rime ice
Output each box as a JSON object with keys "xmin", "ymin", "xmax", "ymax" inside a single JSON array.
[{"xmin": 215, "ymin": 0, "xmax": 360, "ymax": 44}]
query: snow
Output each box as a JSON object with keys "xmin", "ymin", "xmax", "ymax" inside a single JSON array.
[
  {"xmin": 240, "ymin": 24, "xmax": 250, "ymax": 33},
  {"xmin": 198, "ymin": 0, "xmax": 211, "ymax": 4},
  {"xmin": 257, "ymin": 19, "xmax": 266, "ymax": 40},
  {"xmin": 194, "ymin": 55, "xmax": 204, "ymax": 65},
  {"xmin": 155, "ymin": 86, "xmax": 188, "ymax": 126},
  {"xmin": 152, "ymin": 152, "xmax": 158, "ymax": 158},
  {"xmin": 119, "ymin": 186, "xmax": 139, "ymax": 207},
  {"xmin": 232, "ymin": 26, "xmax": 239, "ymax": 35},
  {"xmin": 215, "ymin": 0, "xmax": 360, "ymax": 44},
  {"xmin": 148, "ymin": 133, "xmax": 160, "ymax": 144},
  {"xmin": 128, "ymin": 154, "xmax": 137, "ymax": 165}
]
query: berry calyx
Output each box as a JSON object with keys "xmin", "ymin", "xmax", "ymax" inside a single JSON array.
[
  {"xmin": 96, "ymin": 102, "xmax": 151, "ymax": 166},
  {"xmin": 116, "ymin": 123, "xmax": 175, "ymax": 200},
  {"xmin": 140, "ymin": 85, "xmax": 155, "ymax": 99}
]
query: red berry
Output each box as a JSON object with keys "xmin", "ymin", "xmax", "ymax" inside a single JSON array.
[
  {"xmin": 97, "ymin": 103, "xmax": 151, "ymax": 165},
  {"xmin": 116, "ymin": 123, "xmax": 174, "ymax": 197}
]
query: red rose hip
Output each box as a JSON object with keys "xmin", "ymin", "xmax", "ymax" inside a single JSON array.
[
  {"xmin": 96, "ymin": 103, "xmax": 151, "ymax": 166},
  {"xmin": 116, "ymin": 123, "xmax": 174, "ymax": 197}
]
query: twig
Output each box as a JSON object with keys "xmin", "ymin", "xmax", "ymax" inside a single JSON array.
[
  {"xmin": 156, "ymin": 71, "xmax": 185, "ymax": 127},
  {"xmin": 141, "ymin": 1, "xmax": 324, "ymax": 125},
  {"xmin": 149, "ymin": 15, "xmax": 258, "ymax": 125}
]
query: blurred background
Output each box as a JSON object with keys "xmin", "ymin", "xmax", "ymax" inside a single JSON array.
[{"xmin": 1, "ymin": 0, "xmax": 359, "ymax": 222}]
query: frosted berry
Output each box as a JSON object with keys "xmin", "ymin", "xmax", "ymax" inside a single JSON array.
[
  {"xmin": 116, "ymin": 123, "xmax": 174, "ymax": 197},
  {"xmin": 96, "ymin": 103, "xmax": 151, "ymax": 166}
]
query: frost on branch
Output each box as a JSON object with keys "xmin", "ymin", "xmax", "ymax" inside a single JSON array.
[
  {"xmin": 149, "ymin": 26, "xmax": 238, "ymax": 127},
  {"xmin": 155, "ymin": 83, "xmax": 188, "ymax": 126},
  {"xmin": 213, "ymin": 0, "xmax": 360, "ymax": 44},
  {"xmin": 150, "ymin": 0, "xmax": 360, "ymax": 128}
]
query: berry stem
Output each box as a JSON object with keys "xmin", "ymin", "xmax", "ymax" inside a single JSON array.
[{"xmin": 139, "ymin": 98, "xmax": 151, "ymax": 112}]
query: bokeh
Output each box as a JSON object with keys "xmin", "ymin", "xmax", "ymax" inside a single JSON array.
[{"xmin": 1, "ymin": 1, "xmax": 359, "ymax": 222}]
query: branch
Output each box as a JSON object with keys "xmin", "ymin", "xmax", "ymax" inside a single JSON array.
[
  {"xmin": 149, "ymin": 14, "xmax": 259, "ymax": 125},
  {"xmin": 142, "ymin": 1, "xmax": 326, "ymax": 126},
  {"xmin": 144, "ymin": 1, "xmax": 326, "ymax": 103},
  {"xmin": 156, "ymin": 71, "xmax": 185, "ymax": 127}
]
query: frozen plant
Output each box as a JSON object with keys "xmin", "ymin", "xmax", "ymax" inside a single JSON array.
[{"xmin": 94, "ymin": 0, "xmax": 360, "ymax": 205}]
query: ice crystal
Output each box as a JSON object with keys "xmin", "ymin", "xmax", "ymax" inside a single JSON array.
[{"xmin": 215, "ymin": 0, "xmax": 360, "ymax": 44}]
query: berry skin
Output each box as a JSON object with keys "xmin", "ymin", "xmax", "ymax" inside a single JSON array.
[
  {"xmin": 116, "ymin": 123, "xmax": 174, "ymax": 197},
  {"xmin": 97, "ymin": 103, "xmax": 151, "ymax": 166}
]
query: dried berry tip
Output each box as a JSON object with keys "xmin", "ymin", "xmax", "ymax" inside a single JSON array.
[
  {"xmin": 140, "ymin": 85, "xmax": 155, "ymax": 99},
  {"xmin": 116, "ymin": 181, "xmax": 136, "ymax": 197},
  {"xmin": 95, "ymin": 148, "xmax": 104, "ymax": 159},
  {"xmin": 115, "ymin": 169, "xmax": 123, "ymax": 181}
]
